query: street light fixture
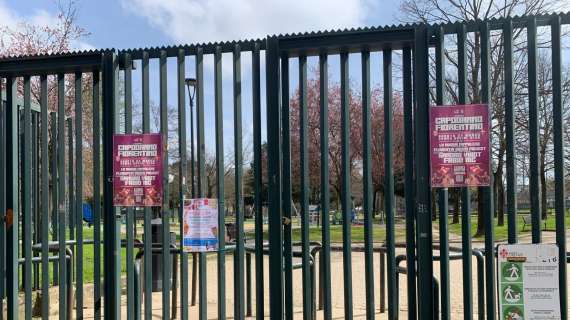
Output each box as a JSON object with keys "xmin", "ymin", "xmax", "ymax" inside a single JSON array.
[
  {"xmin": 185, "ymin": 78, "xmax": 197, "ymax": 198},
  {"xmin": 185, "ymin": 78, "xmax": 197, "ymax": 89}
]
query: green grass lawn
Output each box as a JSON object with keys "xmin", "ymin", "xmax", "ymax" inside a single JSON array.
[
  {"xmin": 245, "ymin": 223, "xmax": 407, "ymax": 243},
  {"xmin": 27, "ymin": 211, "xmax": 568, "ymax": 285},
  {"xmin": 32, "ymin": 225, "xmax": 140, "ymax": 284},
  {"xmin": 440, "ymin": 212, "xmax": 570, "ymax": 241}
]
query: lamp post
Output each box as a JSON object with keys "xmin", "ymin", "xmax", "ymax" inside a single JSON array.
[
  {"xmin": 184, "ymin": 77, "xmax": 199, "ymax": 306},
  {"xmin": 185, "ymin": 78, "xmax": 197, "ymax": 198}
]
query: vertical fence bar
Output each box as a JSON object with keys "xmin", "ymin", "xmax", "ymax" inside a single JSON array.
[
  {"xmin": 214, "ymin": 45, "xmax": 226, "ymax": 320},
  {"xmin": 141, "ymin": 50, "xmax": 153, "ymax": 320},
  {"xmin": 0, "ymin": 79, "xmax": 3, "ymax": 318},
  {"xmin": 414, "ymin": 24, "xmax": 434, "ymax": 319},
  {"xmin": 319, "ymin": 52, "xmax": 332, "ymax": 320},
  {"xmin": 33, "ymin": 111, "xmax": 39, "ymax": 292},
  {"xmin": 124, "ymin": 53, "xmax": 135, "ymax": 320},
  {"xmin": 92, "ymin": 69, "xmax": 102, "ymax": 320},
  {"xmin": 68, "ymin": 117, "xmax": 76, "ymax": 247},
  {"xmin": 252, "ymin": 42, "xmax": 265, "ymax": 320},
  {"xmin": 51, "ymin": 110, "xmax": 59, "ymax": 287},
  {"xmin": 75, "ymin": 71, "xmax": 84, "ymax": 320},
  {"xmin": 281, "ymin": 52, "xmax": 293, "ymax": 320},
  {"xmin": 298, "ymin": 54, "xmax": 312, "ymax": 320},
  {"xmin": 0, "ymin": 79, "xmax": 4, "ymax": 320},
  {"xmin": 504, "ymin": 19, "xmax": 517, "ymax": 244},
  {"xmin": 246, "ymin": 254, "xmax": 252, "ymax": 316},
  {"xmin": 233, "ymin": 44, "xmax": 245, "ymax": 320},
  {"xmin": 68, "ymin": 118, "xmax": 74, "ymax": 317},
  {"xmin": 480, "ymin": 22, "xmax": 496, "ymax": 320},
  {"xmin": 57, "ymin": 73, "xmax": 67, "ymax": 320},
  {"xmin": 435, "ymin": 25, "xmax": 450, "ymax": 320},
  {"xmin": 68, "ymin": 118, "xmax": 75, "ymax": 247},
  {"xmin": 340, "ymin": 51, "xmax": 353, "ymax": 319},
  {"xmin": 551, "ymin": 16, "xmax": 568, "ymax": 320},
  {"xmin": 527, "ymin": 17, "xmax": 541, "ymax": 244},
  {"xmin": 40, "ymin": 74, "xmax": 50, "ymax": 319},
  {"xmin": 361, "ymin": 49, "xmax": 375, "ymax": 320},
  {"xmin": 159, "ymin": 49, "xmax": 171, "ymax": 320},
  {"xmin": 19, "ymin": 97, "xmax": 23, "ymax": 297},
  {"xmin": 402, "ymin": 46, "xmax": 417, "ymax": 320},
  {"xmin": 103, "ymin": 51, "xmax": 120, "ymax": 320},
  {"xmin": 196, "ymin": 47, "xmax": 208, "ymax": 320},
  {"xmin": 23, "ymin": 75, "xmax": 33, "ymax": 320},
  {"xmin": 457, "ymin": 23, "xmax": 473, "ymax": 320},
  {"xmin": 177, "ymin": 48, "xmax": 189, "ymax": 320},
  {"xmin": 170, "ymin": 69, "xmax": 179, "ymax": 320},
  {"xmin": 383, "ymin": 48, "xmax": 397, "ymax": 320},
  {"xmin": 266, "ymin": 36, "xmax": 284, "ymax": 320},
  {"xmin": 438, "ymin": 190, "xmax": 449, "ymax": 315},
  {"xmin": 6, "ymin": 76, "xmax": 18, "ymax": 320}
]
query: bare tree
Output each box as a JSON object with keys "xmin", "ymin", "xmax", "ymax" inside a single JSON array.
[
  {"xmin": 515, "ymin": 53, "xmax": 570, "ymax": 219},
  {"xmin": 0, "ymin": 1, "xmax": 91, "ymax": 229},
  {"xmin": 399, "ymin": 0, "xmax": 565, "ymax": 234}
]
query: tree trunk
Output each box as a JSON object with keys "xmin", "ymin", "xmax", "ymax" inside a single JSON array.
[
  {"xmin": 452, "ymin": 189, "xmax": 460, "ymax": 224},
  {"xmin": 334, "ymin": 186, "xmax": 342, "ymax": 212},
  {"xmin": 475, "ymin": 188, "xmax": 485, "ymax": 237},
  {"xmin": 540, "ymin": 162, "xmax": 547, "ymax": 220},
  {"xmin": 497, "ymin": 179, "xmax": 505, "ymax": 226},
  {"xmin": 495, "ymin": 129, "xmax": 506, "ymax": 222},
  {"xmin": 495, "ymin": 168, "xmax": 505, "ymax": 226}
]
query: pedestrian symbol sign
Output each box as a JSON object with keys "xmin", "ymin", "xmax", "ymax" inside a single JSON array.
[
  {"xmin": 497, "ymin": 244, "xmax": 561, "ymax": 320},
  {"xmin": 502, "ymin": 283, "xmax": 523, "ymax": 304},
  {"xmin": 504, "ymin": 263, "xmax": 520, "ymax": 281}
]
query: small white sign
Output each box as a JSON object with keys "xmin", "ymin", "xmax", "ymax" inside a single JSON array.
[
  {"xmin": 182, "ymin": 198, "xmax": 219, "ymax": 252},
  {"xmin": 498, "ymin": 243, "xmax": 561, "ymax": 320}
]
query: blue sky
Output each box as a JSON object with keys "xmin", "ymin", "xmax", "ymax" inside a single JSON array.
[
  {"xmin": 4, "ymin": 1, "xmax": 570, "ymax": 162},
  {"xmin": 4, "ymin": 0, "xmax": 402, "ymax": 158},
  {"xmin": 4, "ymin": 0, "xmax": 400, "ymax": 58}
]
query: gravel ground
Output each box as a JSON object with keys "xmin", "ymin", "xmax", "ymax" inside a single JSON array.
[{"xmin": 9, "ymin": 232, "xmax": 570, "ymax": 319}]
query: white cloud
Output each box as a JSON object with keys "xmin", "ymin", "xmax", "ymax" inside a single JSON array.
[
  {"xmin": 28, "ymin": 9, "xmax": 59, "ymax": 27},
  {"xmin": 0, "ymin": 3, "xmax": 54, "ymax": 31},
  {"xmin": 120, "ymin": 0, "xmax": 372, "ymax": 44}
]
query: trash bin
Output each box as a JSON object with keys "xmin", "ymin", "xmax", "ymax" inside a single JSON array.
[{"xmin": 150, "ymin": 218, "xmax": 175, "ymax": 292}]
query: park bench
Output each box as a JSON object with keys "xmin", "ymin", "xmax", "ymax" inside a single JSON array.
[{"xmin": 521, "ymin": 215, "xmax": 547, "ymax": 231}]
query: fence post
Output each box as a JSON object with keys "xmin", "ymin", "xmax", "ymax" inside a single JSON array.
[
  {"xmin": 402, "ymin": 45, "xmax": 417, "ymax": 320},
  {"xmin": 413, "ymin": 24, "xmax": 434, "ymax": 319},
  {"xmin": 266, "ymin": 36, "xmax": 284, "ymax": 320},
  {"xmin": 103, "ymin": 50, "xmax": 120, "ymax": 320},
  {"xmin": 0, "ymin": 80, "xmax": 4, "ymax": 319},
  {"xmin": 551, "ymin": 15, "xmax": 568, "ymax": 320},
  {"xmin": 6, "ymin": 77, "xmax": 18, "ymax": 320}
]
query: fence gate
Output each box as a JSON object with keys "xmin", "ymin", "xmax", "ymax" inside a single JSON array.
[{"xmin": 0, "ymin": 12, "xmax": 567, "ymax": 320}]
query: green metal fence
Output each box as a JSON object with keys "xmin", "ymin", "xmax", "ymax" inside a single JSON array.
[{"xmin": 0, "ymin": 12, "xmax": 567, "ymax": 320}]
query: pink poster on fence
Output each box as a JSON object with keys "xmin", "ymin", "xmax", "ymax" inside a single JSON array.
[
  {"xmin": 429, "ymin": 104, "xmax": 490, "ymax": 188},
  {"xmin": 113, "ymin": 133, "xmax": 163, "ymax": 206}
]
